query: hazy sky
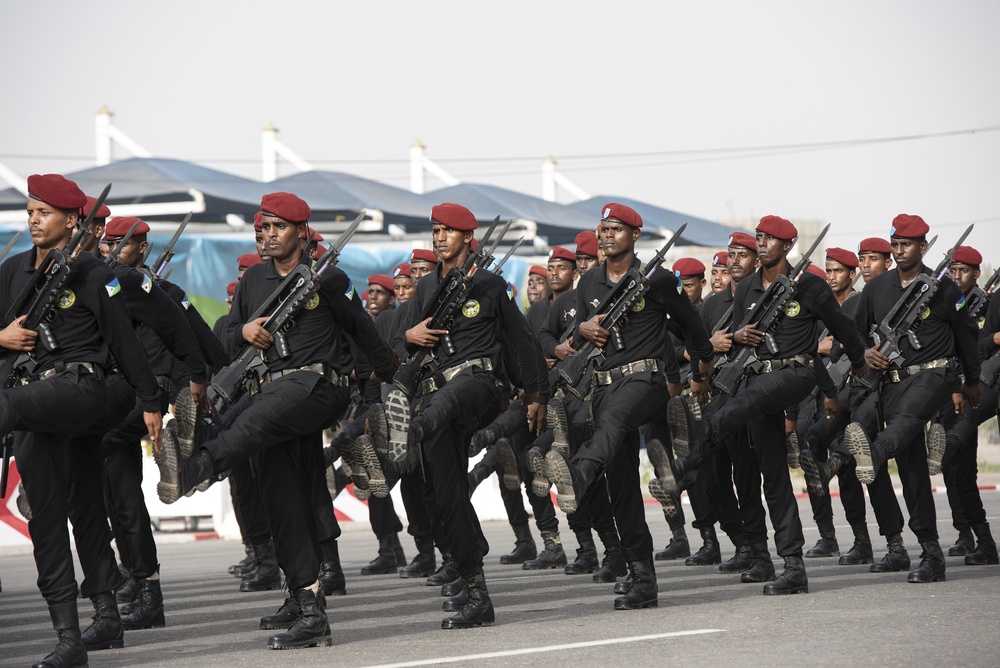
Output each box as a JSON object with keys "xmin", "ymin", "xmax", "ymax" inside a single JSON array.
[{"xmin": 3, "ymin": 0, "xmax": 998, "ymax": 261}]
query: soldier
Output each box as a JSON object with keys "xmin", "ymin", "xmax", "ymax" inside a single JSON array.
[
  {"xmin": 525, "ymin": 264, "xmax": 551, "ymax": 305},
  {"xmin": 0, "ymin": 174, "xmax": 162, "ymax": 667},
  {"xmin": 367, "ymin": 274, "xmax": 396, "ymax": 317},
  {"xmin": 709, "ymin": 251, "xmax": 731, "ymax": 294},
  {"xmin": 155, "ymin": 191, "xmax": 395, "ymax": 649},
  {"xmin": 674, "ymin": 257, "xmax": 707, "ymax": 307},
  {"xmin": 546, "ymin": 203, "xmax": 714, "ymax": 610},
  {"xmin": 393, "ymin": 262, "xmax": 415, "ymax": 304},
  {"xmin": 399, "ymin": 203, "xmax": 544, "ymax": 628},
  {"xmin": 668, "ymin": 215, "xmax": 869, "ymax": 595},
  {"xmin": 847, "ymin": 214, "xmax": 981, "ymax": 583}
]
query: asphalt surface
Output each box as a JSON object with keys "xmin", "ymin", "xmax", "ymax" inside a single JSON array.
[{"xmin": 2, "ymin": 492, "xmax": 998, "ymax": 667}]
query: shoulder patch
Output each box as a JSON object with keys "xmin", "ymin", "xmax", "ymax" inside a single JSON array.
[
  {"xmin": 345, "ymin": 278, "xmax": 355, "ymax": 300},
  {"xmin": 180, "ymin": 294, "xmax": 190, "ymax": 310},
  {"xmin": 141, "ymin": 273, "xmax": 153, "ymax": 294},
  {"xmin": 955, "ymin": 295, "xmax": 966, "ymax": 311},
  {"xmin": 105, "ymin": 277, "xmax": 121, "ymax": 298}
]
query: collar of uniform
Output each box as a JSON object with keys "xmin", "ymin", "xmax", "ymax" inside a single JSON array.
[
  {"xmin": 887, "ymin": 264, "xmax": 931, "ymax": 289},
  {"xmin": 598, "ymin": 255, "xmax": 641, "ymax": 287},
  {"xmin": 19, "ymin": 246, "xmax": 39, "ymax": 273},
  {"xmin": 263, "ymin": 258, "xmax": 283, "ymax": 280},
  {"xmin": 750, "ymin": 259, "xmax": 793, "ymax": 293}
]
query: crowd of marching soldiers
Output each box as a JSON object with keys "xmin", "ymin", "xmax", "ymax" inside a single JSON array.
[{"xmin": 2, "ymin": 172, "xmax": 997, "ymax": 667}]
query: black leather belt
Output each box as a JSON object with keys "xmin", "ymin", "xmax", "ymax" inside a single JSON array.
[
  {"xmin": 258, "ymin": 362, "xmax": 349, "ymax": 389},
  {"xmin": 34, "ymin": 362, "xmax": 104, "ymax": 382},
  {"xmin": 747, "ymin": 355, "xmax": 813, "ymax": 375},
  {"xmin": 594, "ymin": 359, "xmax": 661, "ymax": 386},
  {"xmin": 885, "ymin": 358, "xmax": 950, "ymax": 384},
  {"xmin": 419, "ymin": 358, "xmax": 494, "ymax": 396}
]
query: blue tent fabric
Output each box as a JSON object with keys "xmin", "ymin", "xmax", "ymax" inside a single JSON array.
[
  {"xmin": 268, "ymin": 171, "xmax": 432, "ymax": 222},
  {"xmin": 568, "ymin": 196, "xmax": 734, "ymax": 248}
]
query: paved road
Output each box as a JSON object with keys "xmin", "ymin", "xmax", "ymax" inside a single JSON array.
[{"xmin": 2, "ymin": 492, "xmax": 998, "ymax": 667}]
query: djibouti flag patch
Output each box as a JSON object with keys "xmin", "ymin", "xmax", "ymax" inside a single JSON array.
[{"xmin": 105, "ymin": 276, "xmax": 121, "ymax": 298}]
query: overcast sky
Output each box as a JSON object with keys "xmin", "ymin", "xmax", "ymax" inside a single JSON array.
[{"xmin": 3, "ymin": 0, "xmax": 998, "ymax": 262}]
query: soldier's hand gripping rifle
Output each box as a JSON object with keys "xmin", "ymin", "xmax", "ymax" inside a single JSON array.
[
  {"xmin": 713, "ymin": 223, "xmax": 831, "ymax": 396},
  {"xmin": 555, "ymin": 224, "xmax": 687, "ymax": 399},
  {"xmin": 852, "ymin": 224, "xmax": 974, "ymax": 398},
  {"xmin": 392, "ymin": 217, "xmax": 508, "ymax": 398},
  {"xmin": 148, "ymin": 212, "xmax": 193, "ymax": 279},
  {"xmin": 206, "ymin": 213, "xmax": 364, "ymax": 415},
  {"xmin": 0, "ymin": 184, "xmax": 111, "ymax": 498}
]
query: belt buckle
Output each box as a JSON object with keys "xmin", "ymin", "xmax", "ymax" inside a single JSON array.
[
  {"xmin": 761, "ymin": 360, "xmax": 773, "ymax": 373},
  {"xmin": 888, "ymin": 370, "xmax": 901, "ymax": 383},
  {"xmin": 596, "ymin": 371, "xmax": 611, "ymax": 386}
]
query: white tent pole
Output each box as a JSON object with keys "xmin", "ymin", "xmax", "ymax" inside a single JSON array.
[
  {"xmin": 262, "ymin": 122, "xmax": 279, "ymax": 182},
  {"xmin": 95, "ymin": 106, "xmax": 113, "ymax": 166},
  {"xmin": 0, "ymin": 161, "xmax": 28, "ymax": 196},
  {"xmin": 542, "ymin": 156, "xmax": 557, "ymax": 201},
  {"xmin": 410, "ymin": 139, "xmax": 425, "ymax": 194}
]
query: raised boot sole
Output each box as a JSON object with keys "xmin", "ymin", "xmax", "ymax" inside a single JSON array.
[
  {"xmin": 155, "ymin": 426, "xmax": 183, "ymax": 504},
  {"xmin": 547, "ymin": 394, "xmax": 571, "ymax": 458},
  {"xmin": 786, "ymin": 431, "xmax": 800, "ymax": 469},
  {"xmin": 384, "ymin": 389, "xmax": 411, "ymax": 463},
  {"xmin": 495, "ymin": 438, "xmax": 521, "ymax": 492},
  {"xmin": 545, "ymin": 450, "xmax": 578, "ymax": 514},
  {"xmin": 845, "ymin": 423, "xmax": 875, "ymax": 485},
  {"xmin": 925, "ymin": 423, "xmax": 946, "ymax": 476},
  {"xmin": 666, "ymin": 396, "xmax": 698, "ymax": 457},
  {"xmin": 648, "ymin": 478, "xmax": 679, "ymax": 519},
  {"xmin": 354, "ymin": 436, "xmax": 387, "ymax": 498},
  {"xmin": 799, "ymin": 450, "xmax": 825, "ymax": 497},
  {"xmin": 367, "ymin": 403, "xmax": 390, "ymax": 453},
  {"xmin": 526, "ymin": 448, "xmax": 551, "ymax": 497}
]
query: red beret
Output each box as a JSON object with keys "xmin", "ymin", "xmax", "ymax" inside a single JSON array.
[
  {"xmin": 411, "ymin": 248, "xmax": 437, "ymax": 264},
  {"xmin": 393, "ymin": 263, "xmax": 411, "ymax": 278},
  {"xmin": 712, "ymin": 251, "xmax": 729, "ymax": 267},
  {"xmin": 469, "ymin": 238, "xmax": 480, "ymax": 251},
  {"xmin": 600, "ymin": 202, "xmax": 642, "ymax": 228},
  {"xmin": 529, "ymin": 265, "xmax": 548, "ymax": 278},
  {"xmin": 430, "ymin": 203, "xmax": 477, "ymax": 231},
  {"xmin": 84, "ymin": 196, "xmax": 111, "ymax": 220},
  {"xmin": 238, "ymin": 253, "xmax": 262, "ymax": 270},
  {"xmin": 574, "ymin": 230, "xmax": 599, "ymax": 258},
  {"xmin": 368, "ymin": 274, "xmax": 395, "ymax": 293},
  {"xmin": 27, "ymin": 174, "xmax": 87, "ymax": 211},
  {"xmin": 858, "ymin": 237, "xmax": 892, "ymax": 255},
  {"xmin": 890, "ymin": 214, "xmax": 928, "ymax": 239},
  {"xmin": 548, "ymin": 246, "xmax": 576, "ymax": 264},
  {"xmin": 728, "ymin": 231, "xmax": 757, "ymax": 251},
  {"xmin": 253, "ymin": 211, "xmax": 263, "ymax": 232},
  {"xmin": 756, "ymin": 215, "xmax": 797, "ymax": 241},
  {"xmin": 306, "ymin": 227, "xmax": 323, "ymax": 243},
  {"xmin": 805, "ymin": 263, "xmax": 827, "ymax": 279},
  {"xmin": 104, "ymin": 216, "xmax": 150, "ymax": 239},
  {"xmin": 260, "ymin": 192, "xmax": 310, "ymax": 223},
  {"xmin": 826, "ymin": 247, "xmax": 858, "ymax": 269},
  {"xmin": 226, "ymin": 281, "xmax": 238, "ymax": 296},
  {"xmin": 314, "ymin": 243, "xmax": 327, "ymax": 258},
  {"xmin": 361, "ymin": 290, "xmax": 369, "ymax": 305},
  {"xmin": 673, "ymin": 257, "xmax": 706, "ymax": 278},
  {"xmin": 951, "ymin": 245, "xmax": 982, "ymax": 267}
]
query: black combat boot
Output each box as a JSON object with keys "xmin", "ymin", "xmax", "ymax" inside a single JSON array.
[
  {"xmin": 686, "ymin": 526, "xmax": 722, "ymax": 566},
  {"xmin": 121, "ymin": 577, "xmax": 165, "ymax": 630},
  {"xmin": 266, "ymin": 582, "xmax": 332, "ymax": 649},
  {"xmin": 441, "ymin": 576, "xmax": 464, "ymax": 597},
  {"xmin": 800, "ymin": 450, "xmax": 847, "ymax": 496},
  {"xmin": 467, "ymin": 460, "xmax": 494, "ymax": 496},
  {"xmin": 318, "ymin": 542, "xmax": 347, "ymax": 596},
  {"xmin": 526, "ymin": 445, "xmax": 551, "ymax": 497},
  {"xmin": 593, "ymin": 531, "xmax": 627, "ymax": 583},
  {"xmin": 241, "ymin": 541, "xmax": 283, "ymax": 591},
  {"xmin": 805, "ymin": 520, "xmax": 840, "ymax": 558},
  {"xmin": 655, "ymin": 525, "xmax": 690, "ymax": 561},
  {"xmin": 426, "ymin": 553, "xmax": 459, "ymax": 587},
  {"xmin": 614, "ymin": 560, "xmax": 658, "ymax": 610},
  {"xmin": 545, "ymin": 450, "xmax": 601, "ymax": 515},
  {"xmin": 81, "ymin": 591, "xmax": 124, "ymax": 651},
  {"xmin": 523, "ymin": 531, "xmax": 568, "ymax": 570},
  {"xmin": 495, "ymin": 437, "xmax": 522, "ymax": 491},
  {"xmin": 740, "ymin": 543, "xmax": 776, "ymax": 583},
  {"xmin": 499, "ymin": 524, "xmax": 537, "ymax": 565},
  {"xmin": 719, "ymin": 542, "xmax": 753, "ymax": 574},
  {"xmin": 469, "ymin": 424, "xmax": 499, "ymax": 457},
  {"xmin": 442, "ymin": 585, "xmax": 467, "ymax": 612},
  {"xmin": 846, "ymin": 423, "xmax": 886, "ymax": 485},
  {"xmin": 763, "ymin": 554, "xmax": 809, "ymax": 595},
  {"xmin": 965, "ymin": 522, "xmax": 999, "ymax": 565},
  {"xmin": 391, "ymin": 532, "xmax": 407, "ymax": 568},
  {"xmin": 907, "ymin": 540, "xmax": 946, "ymax": 583},
  {"xmin": 260, "ymin": 595, "xmax": 300, "ymax": 630},
  {"xmin": 34, "ymin": 601, "xmax": 87, "ymax": 668},
  {"xmin": 839, "ymin": 523, "xmax": 874, "ymax": 565},
  {"xmin": 564, "ymin": 530, "xmax": 599, "ymax": 575},
  {"xmin": 229, "ymin": 543, "xmax": 255, "ymax": 576},
  {"xmin": 400, "ymin": 535, "xmax": 437, "ymax": 577},
  {"xmin": 948, "ymin": 528, "xmax": 975, "ymax": 556},
  {"xmin": 115, "ymin": 567, "xmax": 135, "ymax": 604},
  {"xmin": 647, "ymin": 438, "xmax": 681, "ymax": 519},
  {"xmin": 870, "ymin": 533, "xmax": 910, "ymax": 572},
  {"xmin": 361, "ymin": 534, "xmax": 399, "ymax": 575},
  {"xmin": 441, "ymin": 571, "xmax": 495, "ymax": 629},
  {"xmin": 925, "ymin": 422, "xmax": 946, "ymax": 476}
]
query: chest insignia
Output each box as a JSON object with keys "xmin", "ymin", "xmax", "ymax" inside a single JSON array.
[
  {"xmin": 590, "ymin": 299, "xmax": 600, "ymax": 308},
  {"xmin": 462, "ymin": 299, "xmax": 480, "ymax": 318},
  {"xmin": 304, "ymin": 293, "xmax": 320, "ymax": 310},
  {"xmin": 631, "ymin": 297, "xmax": 646, "ymax": 312},
  {"xmin": 783, "ymin": 300, "xmax": 801, "ymax": 317},
  {"xmin": 919, "ymin": 305, "xmax": 931, "ymax": 320},
  {"xmin": 59, "ymin": 289, "xmax": 77, "ymax": 309}
]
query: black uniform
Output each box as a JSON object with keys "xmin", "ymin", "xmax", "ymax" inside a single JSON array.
[{"xmin": 0, "ymin": 248, "xmax": 160, "ymax": 607}]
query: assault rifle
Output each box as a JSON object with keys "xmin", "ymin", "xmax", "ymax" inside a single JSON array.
[
  {"xmin": 853, "ymin": 225, "xmax": 974, "ymax": 397},
  {"xmin": 966, "ymin": 265, "xmax": 999, "ymax": 323},
  {"xmin": 392, "ymin": 217, "xmax": 508, "ymax": 398},
  {"xmin": 973, "ymin": 266, "xmax": 1000, "ymax": 387},
  {"xmin": 554, "ymin": 225, "xmax": 687, "ymax": 399},
  {"xmin": 0, "ymin": 232, "xmax": 22, "ymax": 264},
  {"xmin": 491, "ymin": 236, "xmax": 524, "ymax": 275},
  {"xmin": 104, "ymin": 219, "xmax": 142, "ymax": 268},
  {"xmin": 148, "ymin": 212, "xmax": 193, "ymax": 279},
  {"xmin": 1, "ymin": 183, "xmax": 112, "ymax": 498},
  {"xmin": 713, "ymin": 223, "xmax": 831, "ymax": 395},
  {"xmin": 207, "ymin": 212, "xmax": 364, "ymax": 414}
]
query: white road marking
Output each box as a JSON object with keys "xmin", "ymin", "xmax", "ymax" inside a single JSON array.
[{"xmin": 362, "ymin": 629, "xmax": 724, "ymax": 668}]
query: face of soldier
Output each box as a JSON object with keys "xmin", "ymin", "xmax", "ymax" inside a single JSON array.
[
  {"xmin": 680, "ymin": 276, "xmax": 706, "ymax": 304},
  {"xmin": 367, "ymin": 284, "xmax": 394, "ymax": 316},
  {"xmin": 526, "ymin": 274, "xmax": 551, "ymax": 304},
  {"xmin": 394, "ymin": 276, "xmax": 415, "ymax": 303},
  {"xmin": 710, "ymin": 265, "xmax": 730, "ymax": 293},
  {"xmin": 115, "ymin": 236, "xmax": 147, "ymax": 268},
  {"xmin": 82, "ymin": 221, "xmax": 105, "ymax": 254},
  {"xmin": 948, "ymin": 263, "xmax": 980, "ymax": 294},
  {"xmin": 599, "ymin": 221, "xmax": 638, "ymax": 260},
  {"xmin": 755, "ymin": 233, "xmax": 792, "ymax": 269},
  {"xmin": 825, "ymin": 260, "xmax": 855, "ymax": 295},
  {"xmin": 576, "ymin": 254, "xmax": 599, "ymax": 276},
  {"xmin": 890, "ymin": 237, "xmax": 926, "ymax": 273},
  {"xmin": 260, "ymin": 216, "xmax": 304, "ymax": 263},
  {"xmin": 432, "ymin": 224, "xmax": 473, "ymax": 264},
  {"xmin": 547, "ymin": 259, "xmax": 576, "ymax": 294},
  {"xmin": 26, "ymin": 197, "xmax": 77, "ymax": 250},
  {"xmin": 255, "ymin": 231, "xmax": 270, "ymax": 260},
  {"xmin": 410, "ymin": 260, "xmax": 435, "ymax": 282},
  {"xmin": 857, "ymin": 252, "xmax": 892, "ymax": 283},
  {"xmin": 727, "ymin": 246, "xmax": 757, "ymax": 283}
]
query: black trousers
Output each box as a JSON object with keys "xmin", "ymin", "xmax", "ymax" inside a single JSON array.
[
  {"xmin": 710, "ymin": 366, "xmax": 812, "ymax": 557},
  {"xmin": 400, "ymin": 470, "xmax": 438, "ymax": 547},
  {"xmin": 941, "ymin": 383, "xmax": 997, "ymax": 531},
  {"xmin": 5, "ymin": 367, "xmax": 122, "ymax": 605},
  {"xmin": 216, "ymin": 393, "xmax": 272, "ymax": 546},
  {"xmin": 575, "ymin": 371, "xmax": 668, "ymax": 562},
  {"xmin": 202, "ymin": 372, "xmax": 346, "ymax": 590},
  {"xmin": 416, "ymin": 369, "xmax": 500, "ymax": 578},
  {"xmin": 495, "ymin": 401, "xmax": 559, "ymax": 534}
]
